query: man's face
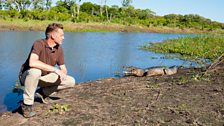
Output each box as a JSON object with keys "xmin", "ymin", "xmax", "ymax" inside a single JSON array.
[{"xmin": 52, "ymin": 28, "xmax": 64, "ymax": 45}]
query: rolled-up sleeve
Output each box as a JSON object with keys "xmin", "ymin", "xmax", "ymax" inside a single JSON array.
[
  {"xmin": 57, "ymin": 47, "xmax": 65, "ymax": 65},
  {"xmin": 31, "ymin": 41, "xmax": 42, "ymax": 56}
]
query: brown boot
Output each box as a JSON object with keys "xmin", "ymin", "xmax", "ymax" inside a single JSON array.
[{"xmin": 21, "ymin": 103, "xmax": 36, "ymax": 118}]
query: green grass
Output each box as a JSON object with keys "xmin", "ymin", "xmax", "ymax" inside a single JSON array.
[{"xmin": 142, "ymin": 34, "xmax": 224, "ymax": 62}]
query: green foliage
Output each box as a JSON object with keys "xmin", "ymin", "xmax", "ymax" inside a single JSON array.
[
  {"xmin": 0, "ymin": 10, "xmax": 7, "ymax": 18},
  {"xmin": 8, "ymin": 9, "xmax": 19, "ymax": 18},
  {"xmin": 57, "ymin": 12, "xmax": 71, "ymax": 21},
  {"xmin": 136, "ymin": 9, "xmax": 155, "ymax": 20},
  {"xmin": 49, "ymin": 103, "xmax": 71, "ymax": 114},
  {"xmin": 78, "ymin": 12, "xmax": 91, "ymax": 22},
  {"xmin": 122, "ymin": 0, "xmax": 133, "ymax": 7},
  {"xmin": 142, "ymin": 35, "xmax": 224, "ymax": 62},
  {"xmin": 20, "ymin": 10, "xmax": 32, "ymax": 19},
  {"xmin": 47, "ymin": 10, "xmax": 58, "ymax": 20},
  {"xmin": 81, "ymin": 2, "xmax": 100, "ymax": 16},
  {"xmin": 0, "ymin": 1, "xmax": 223, "ymax": 32},
  {"xmin": 30, "ymin": 10, "xmax": 43, "ymax": 20},
  {"xmin": 52, "ymin": 3, "xmax": 69, "ymax": 14},
  {"xmin": 36, "ymin": 11, "xmax": 48, "ymax": 20}
]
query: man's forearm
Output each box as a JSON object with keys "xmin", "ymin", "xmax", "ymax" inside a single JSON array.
[{"xmin": 29, "ymin": 60, "xmax": 55, "ymax": 72}]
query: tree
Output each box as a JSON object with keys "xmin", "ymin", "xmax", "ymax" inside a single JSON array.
[
  {"xmin": 0, "ymin": 0, "xmax": 5, "ymax": 10},
  {"xmin": 164, "ymin": 14, "xmax": 183, "ymax": 27},
  {"xmin": 9, "ymin": 0, "xmax": 31, "ymax": 11},
  {"xmin": 104, "ymin": 0, "xmax": 109, "ymax": 21},
  {"xmin": 99, "ymin": 0, "xmax": 109, "ymax": 20},
  {"xmin": 63, "ymin": 0, "xmax": 76, "ymax": 17},
  {"xmin": 32, "ymin": 0, "xmax": 45, "ymax": 10},
  {"xmin": 122, "ymin": 0, "xmax": 132, "ymax": 7},
  {"xmin": 99, "ymin": 0, "xmax": 103, "ymax": 17},
  {"xmin": 3, "ymin": 0, "xmax": 14, "ymax": 10},
  {"xmin": 45, "ymin": 0, "xmax": 52, "ymax": 10},
  {"xmin": 108, "ymin": 5, "xmax": 119, "ymax": 19},
  {"xmin": 81, "ymin": 2, "xmax": 98, "ymax": 15},
  {"xmin": 124, "ymin": 6, "xmax": 135, "ymax": 17},
  {"xmin": 54, "ymin": 1, "xmax": 67, "ymax": 13},
  {"xmin": 76, "ymin": 0, "xmax": 81, "ymax": 19},
  {"xmin": 120, "ymin": 0, "xmax": 132, "ymax": 23},
  {"xmin": 140, "ymin": 9, "xmax": 155, "ymax": 19}
]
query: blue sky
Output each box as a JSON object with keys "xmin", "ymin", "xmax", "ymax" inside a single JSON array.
[{"xmin": 53, "ymin": 0, "xmax": 224, "ymax": 23}]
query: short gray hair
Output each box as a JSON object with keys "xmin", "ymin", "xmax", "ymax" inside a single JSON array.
[{"xmin": 45, "ymin": 23, "xmax": 63, "ymax": 39}]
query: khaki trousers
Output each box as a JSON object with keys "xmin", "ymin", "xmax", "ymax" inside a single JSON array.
[{"xmin": 21, "ymin": 68, "xmax": 75, "ymax": 105}]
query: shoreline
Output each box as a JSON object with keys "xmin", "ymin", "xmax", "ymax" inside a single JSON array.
[
  {"xmin": 0, "ymin": 19, "xmax": 219, "ymax": 34},
  {"xmin": 1, "ymin": 19, "xmax": 224, "ymax": 125},
  {"xmin": 0, "ymin": 64, "xmax": 223, "ymax": 125}
]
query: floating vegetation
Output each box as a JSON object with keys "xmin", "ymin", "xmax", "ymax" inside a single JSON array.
[{"xmin": 142, "ymin": 34, "xmax": 224, "ymax": 64}]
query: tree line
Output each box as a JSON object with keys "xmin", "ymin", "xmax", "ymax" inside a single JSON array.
[{"xmin": 0, "ymin": 0, "xmax": 223, "ymax": 31}]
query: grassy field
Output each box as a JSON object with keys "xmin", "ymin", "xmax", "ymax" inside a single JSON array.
[
  {"xmin": 0, "ymin": 18, "xmax": 152, "ymax": 32},
  {"xmin": 142, "ymin": 34, "xmax": 224, "ymax": 62}
]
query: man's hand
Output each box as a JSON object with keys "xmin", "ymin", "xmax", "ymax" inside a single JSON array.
[
  {"xmin": 54, "ymin": 68, "xmax": 67, "ymax": 81},
  {"xmin": 29, "ymin": 53, "xmax": 68, "ymax": 81}
]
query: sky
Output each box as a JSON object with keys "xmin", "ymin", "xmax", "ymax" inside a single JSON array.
[{"xmin": 52, "ymin": 0, "xmax": 224, "ymax": 23}]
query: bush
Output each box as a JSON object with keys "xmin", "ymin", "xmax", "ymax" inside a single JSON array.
[
  {"xmin": 8, "ymin": 9, "xmax": 19, "ymax": 18},
  {"xmin": 48, "ymin": 10, "xmax": 58, "ymax": 20},
  {"xmin": 20, "ymin": 10, "xmax": 32, "ymax": 19},
  {"xmin": 78, "ymin": 12, "xmax": 91, "ymax": 22},
  {"xmin": 57, "ymin": 12, "xmax": 71, "ymax": 21},
  {"xmin": 0, "ymin": 10, "xmax": 7, "ymax": 18},
  {"xmin": 111, "ymin": 18, "xmax": 122, "ymax": 24}
]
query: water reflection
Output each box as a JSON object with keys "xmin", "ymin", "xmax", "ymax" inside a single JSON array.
[{"xmin": 0, "ymin": 32, "xmax": 195, "ymax": 112}]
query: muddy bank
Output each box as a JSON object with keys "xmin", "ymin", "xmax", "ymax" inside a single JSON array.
[{"xmin": 0, "ymin": 61, "xmax": 224, "ymax": 125}]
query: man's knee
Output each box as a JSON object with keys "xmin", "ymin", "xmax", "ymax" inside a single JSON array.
[
  {"xmin": 27, "ymin": 68, "xmax": 42, "ymax": 77},
  {"xmin": 65, "ymin": 76, "xmax": 76, "ymax": 88}
]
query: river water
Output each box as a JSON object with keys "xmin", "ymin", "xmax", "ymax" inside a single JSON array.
[{"xmin": 0, "ymin": 31, "xmax": 196, "ymax": 112}]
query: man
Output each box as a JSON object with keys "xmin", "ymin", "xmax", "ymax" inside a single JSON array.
[{"xmin": 19, "ymin": 23, "xmax": 75, "ymax": 118}]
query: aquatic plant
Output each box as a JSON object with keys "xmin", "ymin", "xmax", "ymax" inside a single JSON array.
[{"xmin": 142, "ymin": 34, "xmax": 224, "ymax": 63}]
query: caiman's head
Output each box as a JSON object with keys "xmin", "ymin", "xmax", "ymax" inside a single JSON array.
[{"xmin": 123, "ymin": 66, "xmax": 145, "ymax": 77}]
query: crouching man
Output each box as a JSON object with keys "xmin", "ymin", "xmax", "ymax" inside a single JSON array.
[{"xmin": 19, "ymin": 23, "xmax": 75, "ymax": 118}]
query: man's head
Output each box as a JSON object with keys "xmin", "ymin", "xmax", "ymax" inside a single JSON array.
[{"xmin": 45, "ymin": 23, "xmax": 64, "ymax": 45}]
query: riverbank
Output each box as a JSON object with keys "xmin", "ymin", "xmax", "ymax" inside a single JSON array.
[
  {"xmin": 1, "ymin": 19, "xmax": 224, "ymax": 125},
  {"xmin": 0, "ymin": 56, "xmax": 224, "ymax": 125},
  {"xmin": 0, "ymin": 19, "xmax": 222, "ymax": 33}
]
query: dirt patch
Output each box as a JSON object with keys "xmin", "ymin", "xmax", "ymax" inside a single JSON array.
[{"xmin": 1, "ymin": 60, "xmax": 224, "ymax": 125}]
